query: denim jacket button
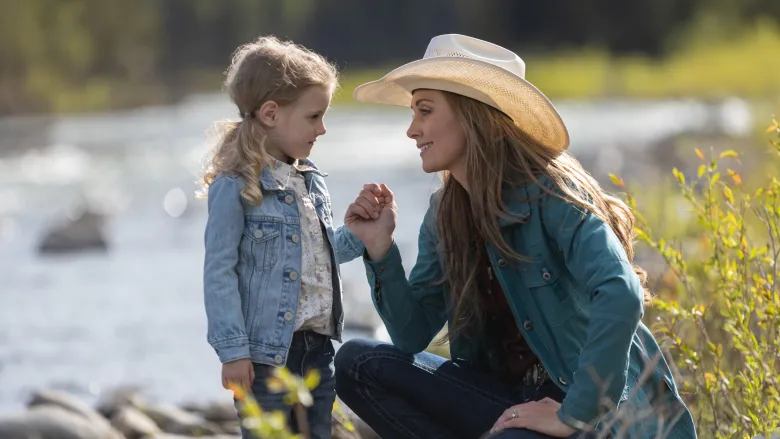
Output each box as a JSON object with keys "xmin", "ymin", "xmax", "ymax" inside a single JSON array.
[
  {"xmin": 284, "ymin": 194, "xmax": 294, "ymax": 205},
  {"xmin": 291, "ymin": 234, "xmax": 300, "ymax": 244},
  {"xmin": 253, "ymin": 230, "xmax": 264, "ymax": 239},
  {"xmin": 497, "ymin": 258, "xmax": 507, "ymax": 267},
  {"xmin": 523, "ymin": 319, "xmax": 534, "ymax": 331},
  {"xmin": 274, "ymin": 355, "xmax": 284, "ymax": 364},
  {"xmin": 289, "ymin": 271, "xmax": 299, "ymax": 281},
  {"xmin": 558, "ymin": 376, "xmax": 568, "ymax": 386},
  {"xmin": 542, "ymin": 270, "xmax": 551, "ymax": 280},
  {"xmin": 284, "ymin": 312, "xmax": 294, "ymax": 321}
]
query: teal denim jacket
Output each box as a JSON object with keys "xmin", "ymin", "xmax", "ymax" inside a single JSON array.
[{"xmin": 363, "ymin": 177, "xmax": 697, "ymax": 438}]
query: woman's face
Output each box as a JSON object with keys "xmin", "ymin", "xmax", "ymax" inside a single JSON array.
[{"xmin": 406, "ymin": 89, "xmax": 467, "ymax": 175}]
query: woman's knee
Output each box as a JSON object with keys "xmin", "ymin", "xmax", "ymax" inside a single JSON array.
[{"xmin": 334, "ymin": 337, "xmax": 397, "ymax": 373}]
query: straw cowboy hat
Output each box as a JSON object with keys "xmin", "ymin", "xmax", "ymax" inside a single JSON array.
[{"xmin": 354, "ymin": 34, "xmax": 570, "ymax": 150}]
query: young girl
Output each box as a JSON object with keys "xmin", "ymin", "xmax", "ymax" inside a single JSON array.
[
  {"xmin": 200, "ymin": 36, "xmax": 363, "ymax": 439},
  {"xmin": 337, "ymin": 35, "xmax": 697, "ymax": 438}
]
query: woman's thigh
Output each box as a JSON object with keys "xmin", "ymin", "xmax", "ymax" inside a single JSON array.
[{"xmin": 336, "ymin": 338, "xmax": 529, "ymax": 438}]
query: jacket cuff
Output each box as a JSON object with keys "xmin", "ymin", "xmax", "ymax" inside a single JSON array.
[
  {"xmin": 342, "ymin": 227, "xmax": 365, "ymax": 257},
  {"xmin": 363, "ymin": 241, "xmax": 401, "ymax": 305},
  {"xmin": 557, "ymin": 397, "xmax": 598, "ymax": 432},
  {"xmin": 212, "ymin": 337, "xmax": 251, "ymax": 363}
]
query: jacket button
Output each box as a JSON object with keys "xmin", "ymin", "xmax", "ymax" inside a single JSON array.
[
  {"xmin": 523, "ymin": 319, "xmax": 534, "ymax": 331},
  {"xmin": 253, "ymin": 230, "xmax": 264, "ymax": 239},
  {"xmin": 497, "ymin": 258, "xmax": 507, "ymax": 267},
  {"xmin": 274, "ymin": 355, "xmax": 284, "ymax": 364},
  {"xmin": 291, "ymin": 234, "xmax": 300, "ymax": 244},
  {"xmin": 289, "ymin": 271, "xmax": 299, "ymax": 281},
  {"xmin": 542, "ymin": 270, "xmax": 551, "ymax": 280},
  {"xmin": 284, "ymin": 312, "xmax": 294, "ymax": 321},
  {"xmin": 558, "ymin": 377, "xmax": 568, "ymax": 386},
  {"xmin": 284, "ymin": 194, "xmax": 294, "ymax": 205}
]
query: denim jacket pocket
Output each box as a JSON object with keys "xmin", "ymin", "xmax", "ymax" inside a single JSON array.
[
  {"xmin": 522, "ymin": 251, "xmax": 576, "ymax": 326},
  {"xmin": 243, "ymin": 219, "xmax": 282, "ymax": 269}
]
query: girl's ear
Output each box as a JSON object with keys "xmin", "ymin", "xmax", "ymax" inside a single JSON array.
[{"xmin": 257, "ymin": 101, "xmax": 278, "ymax": 127}]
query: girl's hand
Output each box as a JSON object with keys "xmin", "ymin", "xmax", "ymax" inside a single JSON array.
[
  {"xmin": 222, "ymin": 358, "xmax": 254, "ymax": 394},
  {"xmin": 490, "ymin": 398, "xmax": 577, "ymax": 437},
  {"xmin": 345, "ymin": 183, "xmax": 397, "ymax": 261}
]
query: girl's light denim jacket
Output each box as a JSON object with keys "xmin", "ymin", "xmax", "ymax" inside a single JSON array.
[{"xmin": 203, "ymin": 159, "xmax": 363, "ymax": 367}]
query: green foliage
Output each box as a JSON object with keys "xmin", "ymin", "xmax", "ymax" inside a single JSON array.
[
  {"xmin": 611, "ymin": 117, "xmax": 780, "ymax": 437},
  {"xmin": 232, "ymin": 367, "xmax": 358, "ymax": 439}
]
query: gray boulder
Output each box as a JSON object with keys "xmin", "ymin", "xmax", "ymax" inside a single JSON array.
[
  {"xmin": 38, "ymin": 209, "xmax": 107, "ymax": 254},
  {"xmin": 27, "ymin": 389, "xmax": 123, "ymax": 438},
  {"xmin": 110, "ymin": 406, "xmax": 161, "ymax": 439},
  {"xmin": 139, "ymin": 402, "xmax": 222, "ymax": 436},
  {"xmin": 0, "ymin": 405, "xmax": 118, "ymax": 439}
]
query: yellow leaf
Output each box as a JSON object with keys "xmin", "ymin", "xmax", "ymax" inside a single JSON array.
[
  {"xmin": 695, "ymin": 148, "xmax": 704, "ymax": 160},
  {"xmin": 266, "ymin": 377, "xmax": 286, "ymax": 393},
  {"xmin": 719, "ymin": 150, "xmax": 739, "ymax": 159},
  {"xmin": 767, "ymin": 121, "xmax": 779, "ymax": 133},
  {"xmin": 727, "ymin": 169, "xmax": 742, "ymax": 185},
  {"xmin": 229, "ymin": 383, "xmax": 247, "ymax": 400},
  {"xmin": 304, "ymin": 369, "xmax": 321, "ymax": 390},
  {"xmin": 724, "ymin": 186, "xmax": 734, "ymax": 204},
  {"xmin": 609, "ymin": 173, "xmax": 625, "ymax": 188},
  {"xmin": 697, "ymin": 164, "xmax": 706, "ymax": 178}
]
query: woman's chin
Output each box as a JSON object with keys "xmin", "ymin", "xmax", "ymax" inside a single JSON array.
[{"xmin": 420, "ymin": 160, "xmax": 441, "ymax": 174}]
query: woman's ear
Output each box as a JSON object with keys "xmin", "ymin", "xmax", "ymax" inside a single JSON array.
[{"xmin": 257, "ymin": 101, "xmax": 278, "ymax": 127}]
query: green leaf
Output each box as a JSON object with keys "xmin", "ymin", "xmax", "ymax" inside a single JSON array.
[
  {"xmin": 719, "ymin": 150, "xmax": 739, "ymax": 159},
  {"xmin": 698, "ymin": 164, "xmax": 706, "ymax": 178}
]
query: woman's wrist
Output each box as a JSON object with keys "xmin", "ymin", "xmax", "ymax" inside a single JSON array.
[{"xmin": 364, "ymin": 235, "xmax": 393, "ymax": 262}]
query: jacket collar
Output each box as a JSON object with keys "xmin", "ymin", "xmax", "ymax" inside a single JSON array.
[{"xmin": 258, "ymin": 158, "xmax": 327, "ymax": 191}]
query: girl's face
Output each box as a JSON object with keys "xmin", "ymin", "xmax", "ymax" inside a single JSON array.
[
  {"xmin": 406, "ymin": 89, "xmax": 467, "ymax": 175},
  {"xmin": 264, "ymin": 86, "xmax": 332, "ymax": 162}
]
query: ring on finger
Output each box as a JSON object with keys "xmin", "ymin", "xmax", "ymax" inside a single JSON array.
[{"xmin": 511, "ymin": 408, "xmax": 518, "ymax": 419}]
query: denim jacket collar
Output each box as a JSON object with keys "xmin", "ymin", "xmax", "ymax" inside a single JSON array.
[{"xmin": 258, "ymin": 158, "xmax": 328, "ymax": 191}]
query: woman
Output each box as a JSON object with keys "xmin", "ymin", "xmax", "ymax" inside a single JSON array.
[{"xmin": 337, "ymin": 34, "xmax": 697, "ymax": 439}]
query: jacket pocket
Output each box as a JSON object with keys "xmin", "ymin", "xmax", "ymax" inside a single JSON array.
[
  {"xmin": 521, "ymin": 251, "xmax": 576, "ymax": 326},
  {"xmin": 243, "ymin": 219, "xmax": 282, "ymax": 269}
]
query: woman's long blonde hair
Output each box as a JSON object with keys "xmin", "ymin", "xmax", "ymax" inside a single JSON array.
[
  {"xmin": 199, "ymin": 36, "xmax": 337, "ymax": 204},
  {"xmin": 437, "ymin": 91, "xmax": 651, "ymax": 342}
]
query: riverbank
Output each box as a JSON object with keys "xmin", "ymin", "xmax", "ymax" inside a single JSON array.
[{"xmin": 0, "ymin": 386, "xmax": 377, "ymax": 439}]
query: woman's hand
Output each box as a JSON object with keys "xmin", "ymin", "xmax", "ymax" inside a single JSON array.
[
  {"xmin": 345, "ymin": 183, "xmax": 397, "ymax": 261},
  {"xmin": 490, "ymin": 398, "xmax": 577, "ymax": 437}
]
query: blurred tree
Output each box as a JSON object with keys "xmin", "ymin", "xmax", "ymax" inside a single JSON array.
[{"xmin": 1, "ymin": 0, "xmax": 778, "ymax": 115}]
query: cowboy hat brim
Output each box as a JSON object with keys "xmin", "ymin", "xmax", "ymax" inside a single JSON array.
[{"xmin": 354, "ymin": 56, "xmax": 570, "ymax": 151}]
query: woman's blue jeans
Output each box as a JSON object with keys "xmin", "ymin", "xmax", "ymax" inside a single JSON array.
[{"xmin": 334, "ymin": 338, "xmax": 596, "ymax": 439}]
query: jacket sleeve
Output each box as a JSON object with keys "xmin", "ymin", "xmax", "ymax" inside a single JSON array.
[
  {"xmin": 363, "ymin": 198, "xmax": 447, "ymax": 354},
  {"xmin": 542, "ymin": 193, "xmax": 645, "ymax": 430},
  {"xmin": 203, "ymin": 175, "xmax": 250, "ymax": 364},
  {"xmin": 333, "ymin": 225, "xmax": 365, "ymax": 264}
]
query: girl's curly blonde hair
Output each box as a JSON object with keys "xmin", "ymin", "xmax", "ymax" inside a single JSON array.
[{"xmin": 199, "ymin": 36, "xmax": 338, "ymax": 204}]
